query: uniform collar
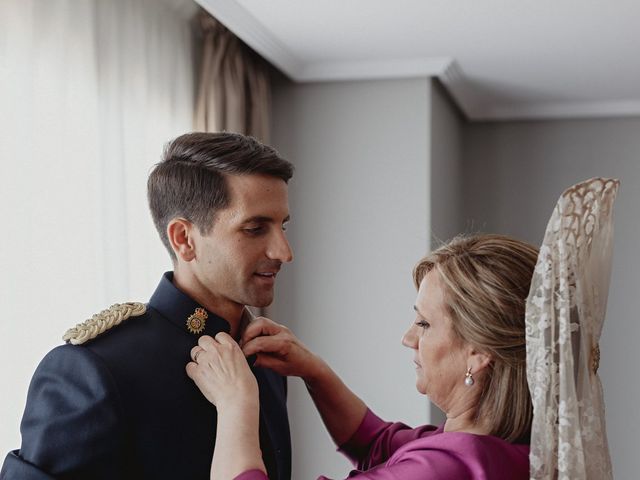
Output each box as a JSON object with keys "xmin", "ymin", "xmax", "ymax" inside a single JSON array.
[{"xmin": 148, "ymin": 271, "xmax": 231, "ymax": 337}]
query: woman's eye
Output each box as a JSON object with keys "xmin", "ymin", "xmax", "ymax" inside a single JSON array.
[{"xmin": 416, "ymin": 320, "xmax": 430, "ymax": 330}]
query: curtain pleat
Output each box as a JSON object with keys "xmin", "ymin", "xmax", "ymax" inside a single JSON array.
[
  {"xmin": 194, "ymin": 11, "xmax": 272, "ymax": 142},
  {"xmin": 0, "ymin": 0, "xmax": 196, "ymax": 456}
]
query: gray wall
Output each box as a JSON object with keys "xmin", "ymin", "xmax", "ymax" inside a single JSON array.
[
  {"xmin": 463, "ymin": 117, "xmax": 640, "ymax": 479},
  {"xmin": 428, "ymin": 80, "xmax": 466, "ymax": 425},
  {"xmin": 271, "ymin": 77, "xmax": 434, "ymax": 479},
  {"xmin": 269, "ymin": 73, "xmax": 638, "ymax": 477},
  {"xmin": 430, "ymin": 81, "xmax": 466, "ymax": 243}
]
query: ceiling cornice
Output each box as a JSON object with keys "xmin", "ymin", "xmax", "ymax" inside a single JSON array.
[
  {"xmin": 437, "ymin": 61, "xmax": 483, "ymax": 120},
  {"xmin": 295, "ymin": 57, "xmax": 451, "ymax": 83},
  {"xmin": 196, "ymin": 0, "xmax": 640, "ymax": 121},
  {"xmin": 473, "ymin": 100, "xmax": 640, "ymax": 121},
  {"xmin": 196, "ymin": 0, "xmax": 304, "ymax": 78}
]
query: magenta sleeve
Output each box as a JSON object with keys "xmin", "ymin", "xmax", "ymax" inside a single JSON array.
[
  {"xmin": 338, "ymin": 409, "xmax": 438, "ymax": 470},
  {"xmin": 232, "ymin": 412, "xmax": 529, "ymax": 480},
  {"xmin": 233, "ymin": 469, "xmax": 268, "ymax": 480}
]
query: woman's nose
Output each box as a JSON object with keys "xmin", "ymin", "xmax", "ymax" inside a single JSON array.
[{"xmin": 401, "ymin": 327, "xmax": 417, "ymax": 349}]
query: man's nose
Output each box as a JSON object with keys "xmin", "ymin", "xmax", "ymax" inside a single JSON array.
[{"xmin": 267, "ymin": 229, "xmax": 293, "ymax": 263}]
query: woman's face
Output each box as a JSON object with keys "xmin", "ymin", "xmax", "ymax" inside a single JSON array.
[{"xmin": 402, "ymin": 270, "xmax": 469, "ymax": 410}]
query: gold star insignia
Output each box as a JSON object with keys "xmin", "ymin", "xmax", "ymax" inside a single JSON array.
[{"xmin": 186, "ymin": 307, "xmax": 208, "ymax": 334}]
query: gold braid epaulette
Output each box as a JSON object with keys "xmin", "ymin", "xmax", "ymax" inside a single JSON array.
[{"xmin": 62, "ymin": 302, "xmax": 147, "ymax": 345}]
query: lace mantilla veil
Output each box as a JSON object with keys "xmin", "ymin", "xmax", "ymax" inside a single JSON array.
[{"xmin": 525, "ymin": 178, "xmax": 619, "ymax": 480}]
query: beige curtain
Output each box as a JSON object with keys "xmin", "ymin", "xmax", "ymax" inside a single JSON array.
[{"xmin": 194, "ymin": 10, "xmax": 271, "ymax": 142}]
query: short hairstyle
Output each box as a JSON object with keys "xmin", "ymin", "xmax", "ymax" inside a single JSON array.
[
  {"xmin": 148, "ymin": 132, "xmax": 294, "ymax": 260},
  {"xmin": 413, "ymin": 234, "xmax": 538, "ymax": 443}
]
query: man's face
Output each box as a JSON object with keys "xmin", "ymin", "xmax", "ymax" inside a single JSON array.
[{"xmin": 191, "ymin": 173, "xmax": 293, "ymax": 311}]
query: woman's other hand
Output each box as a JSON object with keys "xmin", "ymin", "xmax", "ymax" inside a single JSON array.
[
  {"xmin": 187, "ymin": 333, "xmax": 265, "ymax": 479},
  {"xmin": 243, "ymin": 317, "xmax": 368, "ymax": 447},
  {"xmin": 241, "ymin": 317, "xmax": 324, "ymax": 381},
  {"xmin": 186, "ymin": 332, "xmax": 258, "ymax": 410}
]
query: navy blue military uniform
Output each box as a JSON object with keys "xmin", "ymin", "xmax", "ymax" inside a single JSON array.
[{"xmin": 0, "ymin": 272, "xmax": 291, "ymax": 480}]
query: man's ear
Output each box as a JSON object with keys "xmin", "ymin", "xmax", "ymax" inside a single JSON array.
[{"xmin": 167, "ymin": 218, "xmax": 196, "ymax": 262}]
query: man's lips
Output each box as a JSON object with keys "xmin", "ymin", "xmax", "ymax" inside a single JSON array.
[
  {"xmin": 253, "ymin": 271, "xmax": 279, "ymax": 284},
  {"xmin": 253, "ymin": 262, "xmax": 282, "ymax": 284},
  {"xmin": 254, "ymin": 262, "xmax": 281, "ymax": 279},
  {"xmin": 254, "ymin": 271, "xmax": 278, "ymax": 278}
]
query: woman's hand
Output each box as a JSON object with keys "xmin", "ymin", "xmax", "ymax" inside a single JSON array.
[
  {"xmin": 186, "ymin": 332, "xmax": 258, "ymax": 411},
  {"xmin": 243, "ymin": 318, "xmax": 368, "ymax": 447},
  {"xmin": 240, "ymin": 317, "xmax": 324, "ymax": 382},
  {"xmin": 187, "ymin": 333, "xmax": 266, "ymax": 479}
]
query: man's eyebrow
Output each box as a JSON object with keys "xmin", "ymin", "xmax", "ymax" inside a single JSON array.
[{"xmin": 241, "ymin": 215, "xmax": 290, "ymax": 224}]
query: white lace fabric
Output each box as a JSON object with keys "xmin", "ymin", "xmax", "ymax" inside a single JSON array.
[{"xmin": 526, "ymin": 178, "xmax": 619, "ymax": 480}]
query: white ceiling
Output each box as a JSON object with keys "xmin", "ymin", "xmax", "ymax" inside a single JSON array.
[{"xmin": 197, "ymin": 0, "xmax": 640, "ymax": 121}]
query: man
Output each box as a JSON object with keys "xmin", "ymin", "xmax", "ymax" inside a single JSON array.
[{"xmin": 0, "ymin": 132, "xmax": 294, "ymax": 479}]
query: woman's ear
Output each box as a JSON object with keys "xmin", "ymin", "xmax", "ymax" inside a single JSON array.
[
  {"xmin": 167, "ymin": 218, "xmax": 196, "ymax": 262},
  {"xmin": 467, "ymin": 346, "xmax": 493, "ymax": 375}
]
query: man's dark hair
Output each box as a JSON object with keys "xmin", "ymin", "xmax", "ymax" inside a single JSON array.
[{"xmin": 148, "ymin": 132, "xmax": 294, "ymax": 261}]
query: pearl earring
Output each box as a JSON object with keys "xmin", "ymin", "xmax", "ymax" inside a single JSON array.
[{"xmin": 464, "ymin": 367, "xmax": 474, "ymax": 386}]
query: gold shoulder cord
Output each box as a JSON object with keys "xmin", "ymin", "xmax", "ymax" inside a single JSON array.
[{"xmin": 62, "ymin": 302, "xmax": 146, "ymax": 345}]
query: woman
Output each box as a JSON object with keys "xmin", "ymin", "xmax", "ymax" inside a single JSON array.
[{"xmin": 186, "ymin": 234, "xmax": 537, "ymax": 479}]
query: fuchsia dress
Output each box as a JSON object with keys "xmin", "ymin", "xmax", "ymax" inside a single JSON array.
[{"xmin": 235, "ymin": 409, "xmax": 529, "ymax": 480}]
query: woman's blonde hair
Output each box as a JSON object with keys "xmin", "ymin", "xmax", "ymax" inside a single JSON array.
[{"xmin": 413, "ymin": 234, "xmax": 538, "ymax": 443}]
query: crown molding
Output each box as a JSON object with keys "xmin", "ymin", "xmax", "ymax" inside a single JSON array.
[
  {"xmin": 195, "ymin": 0, "xmax": 640, "ymax": 121},
  {"xmin": 471, "ymin": 100, "xmax": 640, "ymax": 121},
  {"xmin": 196, "ymin": 0, "xmax": 450, "ymax": 83},
  {"xmin": 295, "ymin": 57, "xmax": 451, "ymax": 83},
  {"xmin": 195, "ymin": 0, "xmax": 304, "ymax": 78},
  {"xmin": 436, "ymin": 60, "xmax": 485, "ymax": 119}
]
